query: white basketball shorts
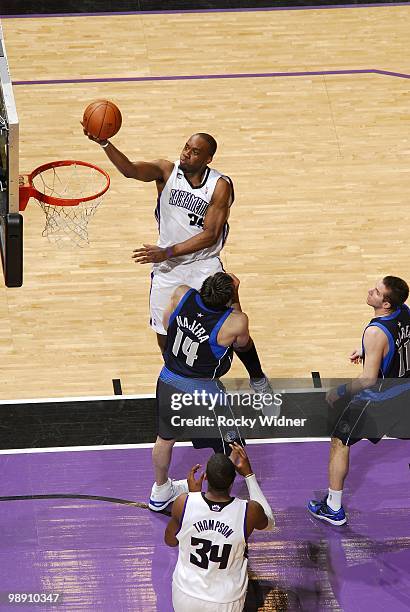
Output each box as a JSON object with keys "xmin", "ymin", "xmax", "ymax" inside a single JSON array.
[
  {"xmin": 172, "ymin": 583, "xmax": 246, "ymax": 612},
  {"xmin": 149, "ymin": 257, "xmax": 223, "ymax": 335}
]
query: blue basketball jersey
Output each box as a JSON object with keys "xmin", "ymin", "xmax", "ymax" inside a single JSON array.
[
  {"xmin": 164, "ymin": 289, "xmax": 234, "ymax": 379},
  {"xmin": 363, "ymin": 304, "xmax": 410, "ymax": 378}
]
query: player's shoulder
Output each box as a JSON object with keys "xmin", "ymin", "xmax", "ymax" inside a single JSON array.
[
  {"xmin": 152, "ymin": 159, "xmax": 175, "ymax": 180},
  {"xmin": 364, "ymin": 323, "xmax": 389, "ymax": 345},
  {"xmin": 228, "ymin": 310, "xmax": 249, "ymax": 328},
  {"xmin": 209, "ymin": 171, "xmax": 234, "ymax": 202},
  {"xmin": 212, "ymin": 173, "xmax": 233, "ymax": 193},
  {"xmin": 246, "ymin": 500, "xmax": 269, "ymax": 530},
  {"xmin": 171, "ymin": 493, "xmax": 189, "ymax": 519},
  {"xmin": 247, "ymin": 499, "xmax": 263, "ymax": 513}
]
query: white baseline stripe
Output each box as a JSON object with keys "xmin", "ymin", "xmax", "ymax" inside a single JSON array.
[
  {"xmin": 0, "ymin": 387, "xmax": 327, "ymax": 406},
  {"xmin": 0, "ymin": 393, "xmax": 155, "ymax": 405},
  {"xmin": 0, "ymin": 438, "xmax": 332, "ymax": 456},
  {"xmin": 0, "ymin": 436, "xmax": 398, "ymax": 457}
]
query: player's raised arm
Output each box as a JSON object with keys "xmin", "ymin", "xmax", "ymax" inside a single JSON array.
[
  {"xmin": 83, "ymin": 127, "xmax": 173, "ymax": 182},
  {"xmin": 230, "ymin": 443, "xmax": 275, "ymax": 532}
]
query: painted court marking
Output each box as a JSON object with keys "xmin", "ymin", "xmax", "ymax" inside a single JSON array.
[
  {"xmin": 0, "ymin": 493, "xmax": 149, "ymax": 509},
  {"xmin": 0, "ymin": 438, "xmax": 332, "ymax": 456},
  {"xmin": 12, "ymin": 68, "xmax": 410, "ymax": 87}
]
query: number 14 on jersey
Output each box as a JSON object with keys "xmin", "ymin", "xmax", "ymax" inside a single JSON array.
[{"xmin": 172, "ymin": 328, "xmax": 199, "ymax": 367}]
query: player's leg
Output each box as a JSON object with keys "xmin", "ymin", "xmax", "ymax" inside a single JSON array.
[
  {"xmin": 149, "ymin": 269, "xmax": 179, "ymax": 352},
  {"xmin": 191, "ymin": 379, "xmax": 245, "ymax": 456},
  {"xmin": 329, "ymin": 436, "xmax": 350, "ymax": 491},
  {"xmin": 152, "ymin": 435, "xmax": 175, "ymax": 486},
  {"xmin": 149, "ymin": 377, "xmax": 188, "ymax": 511},
  {"xmin": 233, "ymin": 337, "xmax": 272, "ymax": 391},
  {"xmin": 150, "ymin": 438, "xmax": 188, "ymax": 512},
  {"xmin": 233, "ymin": 337, "xmax": 277, "ymax": 416},
  {"xmin": 307, "ymin": 398, "xmax": 367, "ymax": 526},
  {"xmin": 307, "ymin": 436, "xmax": 349, "ymax": 527}
]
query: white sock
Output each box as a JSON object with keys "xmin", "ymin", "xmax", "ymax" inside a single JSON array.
[
  {"xmin": 327, "ymin": 488, "xmax": 342, "ymax": 511},
  {"xmin": 153, "ymin": 478, "xmax": 171, "ymax": 490}
]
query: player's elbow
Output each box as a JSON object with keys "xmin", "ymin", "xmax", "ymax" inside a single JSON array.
[
  {"xmin": 202, "ymin": 228, "xmax": 219, "ymax": 246},
  {"xmin": 255, "ymin": 514, "xmax": 275, "ymax": 532},
  {"xmin": 263, "ymin": 516, "xmax": 275, "ymax": 531},
  {"xmin": 164, "ymin": 534, "xmax": 178, "ymax": 547},
  {"xmin": 119, "ymin": 160, "xmax": 141, "ymax": 179},
  {"xmin": 122, "ymin": 167, "xmax": 139, "ymax": 179}
]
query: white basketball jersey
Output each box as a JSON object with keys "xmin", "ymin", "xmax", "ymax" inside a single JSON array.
[
  {"xmin": 155, "ymin": 162, "xmax": 233, "ymax": 266},
  {"xmin": 173, "ymin": 492, "xmax": 248, "ymax": 603}
]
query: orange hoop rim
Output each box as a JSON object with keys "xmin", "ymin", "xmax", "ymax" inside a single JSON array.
[{"xmin": 22, "ymin": 160, "xmax": 110, "ymax": 207}]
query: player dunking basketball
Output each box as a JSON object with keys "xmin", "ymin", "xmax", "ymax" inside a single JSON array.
[
  {"xmin": 165, "ymin": 443, "xmax": 274, "ymax": 612},
  {"xmin": 83, "ymin": 130, "xmax": 271, "ymax": 394}
]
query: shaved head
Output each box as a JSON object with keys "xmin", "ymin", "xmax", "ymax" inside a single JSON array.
[{"xmin": 192, "ymin": 133, "xmax": 217, "ymax": 157}]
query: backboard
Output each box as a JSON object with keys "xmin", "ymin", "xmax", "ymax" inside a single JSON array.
[{"xmin": 0, "ymin": 22, "xmax": 23, "ymax": 287}]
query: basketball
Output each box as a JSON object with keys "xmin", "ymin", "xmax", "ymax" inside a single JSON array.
[{"xmin": 83, "ymin": 100, "xmax": 122, "ymax": 140}]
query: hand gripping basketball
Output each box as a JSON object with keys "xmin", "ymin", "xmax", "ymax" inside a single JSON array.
[{"xmin": 82, "ymin": 100, "xmax": 122, "ymax": 141}]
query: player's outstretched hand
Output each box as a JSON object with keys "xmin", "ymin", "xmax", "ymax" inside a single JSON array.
[
  {"xmin": 349, "ymin": 348, "xmax": 363, "ymax": 364},
  {"xmin": 132, "ymin": 244, "xmax": 168, "ymax": 264},
  {"xmin": 80, "ymin": 121, "xmax": 107, "ymax": 145},
  {"xmin": 230, "ymin": 442, "xmax": 253, "ymax": 478},
  {"xmin": 187, "ymin": 464, "xmax": 205, "ymax": 492}
]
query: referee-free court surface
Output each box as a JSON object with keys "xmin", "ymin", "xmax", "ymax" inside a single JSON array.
[
  {"xmin": 1, "ymin": 4, "xmax": 410, "ymax": 398},
  {"xmin": 1, "ymin": 439, "xmax": 409, "ymax": 611},
  {"xmin": 1, "ymin": 4, "xmax": 410, "ymax": 611}
]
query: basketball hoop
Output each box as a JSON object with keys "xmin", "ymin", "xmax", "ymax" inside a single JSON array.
[{"xmin": 19, "ymin": 160, "xmax": 110, "ymax": 247}]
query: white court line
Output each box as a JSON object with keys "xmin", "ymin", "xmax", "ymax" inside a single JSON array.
[
  {"xmin": 0, "ymin": 436, "xmax": 397, "ymax": 456},
  {"xmin": 0, "ymin": 438, "xmax": 330, "ymax": 456},
  {"xmin": 0, "ymin": 393, "xmax": 155, "ymax": 405},
  {"xmin": 0, "ymin": 386, "xmax": 327, "ymax": 406}
]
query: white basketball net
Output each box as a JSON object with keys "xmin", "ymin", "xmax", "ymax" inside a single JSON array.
[{"xmin": 32, "ymin": 162, "xmax": 108, "ymax": 248}]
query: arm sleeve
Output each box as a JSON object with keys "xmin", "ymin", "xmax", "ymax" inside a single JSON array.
[{"xmin": 245, "ymin": 474, "xmax": 275, "ymax": 531}]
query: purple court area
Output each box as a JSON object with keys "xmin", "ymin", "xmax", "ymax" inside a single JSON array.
[{"xmin": 0, "ymin": 440, "xmax": 409, "ymax": 611}]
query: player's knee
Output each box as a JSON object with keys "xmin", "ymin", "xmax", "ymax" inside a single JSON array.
[
  {"xmin": 331, "ymin": 436, "xmax": 348, "ymax": 451},
  {"xmin": 155, "ymin": 435, "xmax": 176, "ymax": 446}
]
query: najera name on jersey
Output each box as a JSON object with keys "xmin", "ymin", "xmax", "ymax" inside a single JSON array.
[{"xmin": 175, "ymin": 315, "xmax": 209, "ymax": 343}]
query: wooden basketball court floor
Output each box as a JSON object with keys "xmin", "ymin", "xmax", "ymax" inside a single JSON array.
[
  {"xmin": 0, "ymin": 5, "xmax": 410, "ymax": 612},
  {"xmin": 1, "ymin": 3, "xmax": 410, "ymax": 399}
]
